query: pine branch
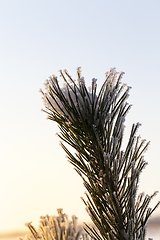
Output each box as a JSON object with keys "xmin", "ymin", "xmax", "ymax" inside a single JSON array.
[{"xmin": 41, "ymin": 67, "xmax": 159, "ymax": 240}]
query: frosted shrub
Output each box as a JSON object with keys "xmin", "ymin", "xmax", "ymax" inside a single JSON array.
[{"xmin": 19, "ymin": 208, "xmax": 89, "ymax": 240}]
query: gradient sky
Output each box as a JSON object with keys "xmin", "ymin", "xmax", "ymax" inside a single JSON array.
[{"xmin": 0, "ymin": 0, "xmax": 160, "ymax": 232}]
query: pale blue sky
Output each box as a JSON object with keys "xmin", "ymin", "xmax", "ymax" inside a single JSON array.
[{"xmin": 0, "ymin": 0, "xmax": 160, "ymax": 231}]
